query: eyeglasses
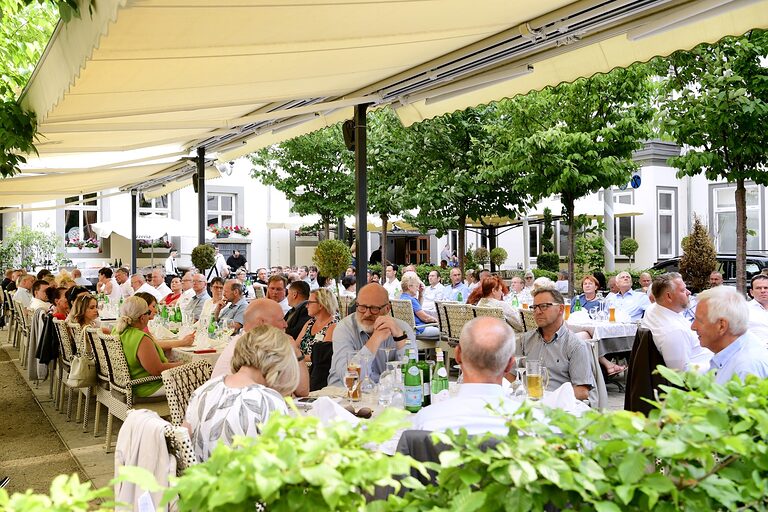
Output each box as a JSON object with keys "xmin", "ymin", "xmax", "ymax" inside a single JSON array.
[
  {"xmin": 525, "ymin": 276, "xmax": 534, "ymax": 280},
  {"xmin": 531, "ymin": 303, "xmax": 559, "ymax": 312},
  {"xmin": 356, "ymin": 303, "xmax": 389, "ymax": 315},
  {"xmin": 307, "ymin": 300, "xmax": 320, "ymax": 304},
  {"xmin": 144, "ymin": 310, "xmax": 152, "ymax": 316}
]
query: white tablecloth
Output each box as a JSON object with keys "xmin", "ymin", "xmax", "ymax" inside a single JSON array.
[
  {"xmin": 172, "ymin": 346, "xmax": 223, "ymax": 364},
  {"xmin": 566, "ymin": 320, "xmax": 637, "ymax": 357}
]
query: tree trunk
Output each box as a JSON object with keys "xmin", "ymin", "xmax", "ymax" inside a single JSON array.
[
  {"xmin": 458, "ymin": 214, "xmax": 467, "ymax": 276},
  {"xmin": 380, "ymin": 213, "xmax": 389, "ymax": 268},
  {"xmin": 565, "ymin": 196, "xmax": 575, "ymax": 298},
  {"xmin": 735, "ymin": 178, "xmax": 747, "ymax": 294},
  {"xmin": 322, "ymin": 219, "xmax": 330, "ymax": 241},
  {"xmin": 488, "ymin": 226, "xmax": 497, "ymax": 273}
]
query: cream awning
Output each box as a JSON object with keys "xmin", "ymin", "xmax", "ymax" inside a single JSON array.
[{"xmin": 4, "ymin": 0, "xmax": 766, "ymax": 207}]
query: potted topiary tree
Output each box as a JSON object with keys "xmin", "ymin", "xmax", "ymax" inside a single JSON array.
[
  {"xmin": 620, "ymin": 237, "xmax": 639, "ymax": 265},
  {"xmin": 312, "ymin": 240, "xmax": 352, "ymax": 285},
  {"xmin": 536, "ymin": 208, "xmax": 560, "ymax": 272},
  {"xmin": 473, "ymin": 246, "xmax": 490, "ymax": 268},
  {"xmin": 190, "ymin": 244, "xmax": 215, "ymax": 274},
  {"xmin": 490, "ymin": 247, "xmax": 508, "ymax": 270},
  {"xmin": 680, "ymin": 215, "xmax": 717, "ymax": 293}
]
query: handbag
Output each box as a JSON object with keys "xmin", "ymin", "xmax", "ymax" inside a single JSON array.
[{"xmin": 65, "ymin": 355, "xmax": 97, "ymax": 388}]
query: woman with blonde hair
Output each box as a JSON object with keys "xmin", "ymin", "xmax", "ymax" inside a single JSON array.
[
  {"xmin": 116, "ymin": 296, "xmax": 182, "ymax": 397},
  {"xmin": 400, "ymin": 273, "xmax": 439, "ymax": 337},
  {"xmin": 293, "ymin": 288, "xmax": 338, "ymax": 391},
  {"xmin": 184, "ymin": 325, "xmax": 299, "ymax": 461}
]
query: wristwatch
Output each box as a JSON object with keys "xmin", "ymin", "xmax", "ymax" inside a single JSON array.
[
  {"xmin": 296, "ymin": 353, "xmax": 306, "ymax": 362},
  {"xmin": 392, "ymin": 333, "xmax": 408, "ymax": 342}
]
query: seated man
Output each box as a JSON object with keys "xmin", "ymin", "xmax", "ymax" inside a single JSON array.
[
  {"xmin": 693, "ymin": 286, "xmax": 768, "ymax": 384},
  {"xmin": 329, "ymin": 283, "xmax": 415, "ymax": 387},
  {"xmin": 210, "ymin": 298, "xmax": 309, "ymax": 396},
  {"xmin": 215, "ymin": 280, "xmax": 248, "ymax": 334},
  {"xmin": 606, "ymin": 271, "xmax": 650, "ymax": 321},
  {"xmin": 641, "ymin": 273, "xmax": 712, "ymax": 372},
  {"xmin": 747, "ymin": 274, "xmax": 768, "ymax": 345},
  {"xmin": 517, "ymin": 288, "xmax": 597, "ymax": 405},
  {"xmin": 284, "ymin": 280, "xmax": 311, "ymax": 339},
  {"xmin": 412, "ymin": 317, "xmax": 521, "ymax": 435}
]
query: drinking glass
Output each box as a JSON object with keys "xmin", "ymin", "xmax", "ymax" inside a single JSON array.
[
  {"xmin": 343, "ymin": 370, "xmax": 360, "ymax": 405},
  {"xmin": 359, "ymin": 351, "xmax": 376, "ymax": 396},
  {"xmin": 377, "ymin": 361, "xmax": 399, "ymax": 407},
  {"xmin": 513, "ymin": 356, "xmax": 527, "ymax": 399},
  {"xmin": 524, "ymin": 359, "xmax": 549, "ymax": 401},
  {"xmin": 346, "ymin": 352, "xmax": 362, "ymax": 401}
]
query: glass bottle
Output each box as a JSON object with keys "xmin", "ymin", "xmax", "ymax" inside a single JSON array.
[
  {"xmin": 403, "ymin": 349, "xmax": 423, "ymax": 413},
  {"xmin": 431, "ymin": 349, "xmax": 450, "ymax": 404}
]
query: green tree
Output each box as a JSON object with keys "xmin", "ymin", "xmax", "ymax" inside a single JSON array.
[
  {"xmin": 620, "ymin": 237, "xmax": 639, "ymax": 265},
  {"xmin": 490, "ymin": 64, "xmax": 654, "ymax": 294},
  {"xmin": 402, "ymin": 106, "xmax": 530, "ymax": 273},
  {"xmin": 656, "ymin": 29, "xmax": 768, "ymax": 293},
  {"xmin": 680, "ymin": 215, "xmax": 718, "ymax": 293},
  {"xmin": 249, "ymin": 125, "xmax": 355, "ymax": 239},
  {"xmin": 366, "ymin": 109, "xmax": 413, "ymax": 266},
  {"xmin": 0, "ymin": 222, "xmax": 62, "ymax": 270},
  {"xmin": 536, "ymin": 207, "xmax": 560, "ymax": 272}
]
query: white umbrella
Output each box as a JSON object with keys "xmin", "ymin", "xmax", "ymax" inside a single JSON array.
[{"xmin": 92, "ymin": 213, "xmax": 195, "ymax": 240}]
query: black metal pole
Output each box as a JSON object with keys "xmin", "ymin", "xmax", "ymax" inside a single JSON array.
[
  {"xmin": 354, "ymin": 104, "xmax": 368, "ymax": 289},
  {"xmin": 131, "ymin": 189, "xmax": 138, "ymax": 273},
  {"xmin": 197, "ymin": 147, "xmax": 206, "ymax": 246}
]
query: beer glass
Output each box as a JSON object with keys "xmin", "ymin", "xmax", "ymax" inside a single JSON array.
[
  {"xmin": 343, "ymin": 369, "xmax": 360, "ymax": 404},
  {"xmin": 563, "ymin": 298, "xmax": 570, "ymax": 320},
  {"xmin": 524, "ymin": 359, "xmax": 549, "ymax": 401},
  {"xmin": 346, "ymin": 352, "xmax": 362, "ymax": 401}
]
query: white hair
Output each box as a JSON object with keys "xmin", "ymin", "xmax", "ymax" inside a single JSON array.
[
  {"xmin": 533, "ymin": 276, "xmax": 555, "ymax": 292},
  {"xmin": 697, "ymin": 286, "xmax": 748, "ymax": 336},
  {"xmin": 460, "ymin": 317, "xmax": 515, "ymax": 375}
]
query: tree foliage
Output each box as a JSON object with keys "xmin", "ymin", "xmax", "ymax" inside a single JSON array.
[
  {"xmin": 490, "ymin": 64, "xmax": 654, "ymax": 293},
  {"xmin": 656, "ymin": 29, "xmax": 768, "ymax": 293},
  {"xmin": 402, "ymin": 106, "xmax": 530, "ymax": 272},
  {"xmin": 680, "ymin": 215, "xmax": 718, "ymax": 293},
  {"xmin": 0, "ymin": 222, "xmax": 61, "ymax": 269},
  {"xmin": 620, "ymin": 237, "xmax": 639, "ymax": 264},
  {"xmin": 536, "ymin": 207, "xmax": 559, "ymax": 272},
  {"xmin": 312, "ymin": 239, "xmax": 352, "ymax": 280},
  {"xmin": 249, "ymin": 126, "xmax": 355, "ymax": 239}
]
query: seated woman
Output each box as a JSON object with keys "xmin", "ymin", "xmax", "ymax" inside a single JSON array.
[
  {"xmin": 184, "ymin": 325, "xmax": 299, "ymax": 461},
  {"xmin": 161, "ymin": 276, "xmax": 183, "ymax": 306},
  {"xmin": 67, "ymin": 294, "xmax": 111, "ymax": 336},
  {"xmin": 115, "ymin": 296, "xmax": 182, "ymax": 398},
  {"xmin": 467, "ymin": 276, "xmax": 524, "ymax": 331},
  {"xmin": 134, "ymin": 292, "xmax": 195, "ymax": 351},
  {"xmin": 400, "ymin": 274, "xmax": 439, "ymax": 337},
  {"xmin": 571, "ymin": 275, "xmax": 602, "ymax": 313},
  {"xmin": 47, "ymin": 286, "xmax": 70, "ymax": 320},
  {"xmin": 293, "ymin": 289, "xmax": 338, "ymax": 391}
]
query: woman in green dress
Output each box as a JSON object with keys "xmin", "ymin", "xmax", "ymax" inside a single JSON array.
[{"xmin": 115, "ymin": 296, "xmax": 182, "ymax": 397}]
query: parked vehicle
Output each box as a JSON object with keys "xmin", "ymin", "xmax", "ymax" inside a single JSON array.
[{"xmin": 651, "ymin": 252, "xmax": 768, "ymax": 288}]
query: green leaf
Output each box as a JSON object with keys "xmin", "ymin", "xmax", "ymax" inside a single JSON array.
[{"xmin": 618, "ymin": 452, "xmax": 647, "ymax": 484}]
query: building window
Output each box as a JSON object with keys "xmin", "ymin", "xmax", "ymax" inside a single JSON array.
[
  {"xmin": 657, "ymin": 188, "xmax": 677, "ymax": 259},
  {"xmin": 139, "ymin": 193, "xmax": 170, "ymax": 217},
  {"xmin": 64, "ymin": 193, "xmax": 99, "ymax": 246},
  {"xmin": 614, "ymin": 191, "xmax": 634, "ymax": 256},
  {"xmin": 207, "ymin": 193, "xmax": 236, "ymax": 228},
  {"xmin": 529, "ymin": 225, "xmax": 540, "ymax": 258},
  {"xmin": 712, "ymin": 184, "xmax": 761, "ymax": 252}
]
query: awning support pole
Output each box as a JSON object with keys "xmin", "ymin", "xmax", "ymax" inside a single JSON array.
[
  {"xmin": 197, "ymin": 147, "xmax": 206, "ymax": 246},
  {"xmin": 131, "ymin": 189, "xmax": 138, "ymax": 273},
  {"xmin": 354, "ymin": 104, "xmax": 369, "ymax": 289}
]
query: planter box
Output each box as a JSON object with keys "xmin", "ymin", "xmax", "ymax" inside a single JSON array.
[
  {"xmin": 139, "ymin": 247, "xmax": 172, "ymax": 254},
  {"xmin": 67, "ymin": 247, "xmax": 100, "ymax": 253}
]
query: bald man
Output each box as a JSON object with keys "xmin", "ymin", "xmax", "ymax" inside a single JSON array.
[
  {"xmin": 329, "ymin": 283, "xmax": 416, "ymax": 387},
  {"xmin": 210, "ymin": 298, "xmax": 309, "ymax": 396}
]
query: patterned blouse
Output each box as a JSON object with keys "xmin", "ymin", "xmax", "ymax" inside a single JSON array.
[
  {"xmin": 298, "ymin": 317, "xmax": 337, "ymax": 357},
  {"xmin": 184, "ymin": 376, "xmax": 288, "ymax": 461}
]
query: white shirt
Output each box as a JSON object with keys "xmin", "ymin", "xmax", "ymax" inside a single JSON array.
[
  {"xmin": 747, "ymin": 299, "xmax": 768, "ymax": 346},
  {"xmin": 641, "ymin": 302, "xmax": 712, "ymax": 372},
  {"xmin": 383, "ymin": 278, "xmax": 401, "ymax": 299},
  {"xmin": 13, "ymin": 287, "xmax": 32, "ymax": 308},
  {"xmin": 29, "ymin": 297, "xmax": 49, "ymax": 311},
  {"xmin": 164, "ymin": 256, "xmax": 177, "ymax": 276},
  {"xmin": 206, "ymin": 253, "xmax": 229, "ymax": 281},
  {"xmin": 177, "ymin": 287, "xmax": 196, "ymax": 311},
  {"xmin": 411, "ymin": 383, "xmax": 522, "ymax": 435},
  {"xmin": 100, "ymin": 277, "xmax": 123, "ymax": 303},
  {"xmin": 154, "ymin": 282, "xmax": 172, "ymax": 299},
  {"xmin": 119, "ymin": 280, "xmax": 134, "ymax": 299},
  {"xmin": 423, "ymin": 283, "xmax": 444, "ymax": 314},
  {"xmin": 135, "ymin": 282, "xmax": 165, "ymax": 302},
  {"xmin": 278, "ymin": 297, "xmax": 291, "ymax": 315}
]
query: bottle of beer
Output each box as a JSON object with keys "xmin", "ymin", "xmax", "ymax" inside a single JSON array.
[
  {"xmin": 174, "ymin": 306, "xmax": 182, "ymax": 323},
  {"xmin": 207, "ymin": 313, "xmax": 217, "ymax": 335},
  {"xmin": 417, "ymin": 356, "xmax": 431, "ymax": 407},
  {"xmin": 511, "ymin": 293, "xmax": 519, "ymax": 307},
  {"xmin": 457, "ymin": 291, "xmax": 463, "ymax": 303},
  {"xmin": 403, "ymin": 349, "xmax": 423, "ymax": 413},
  {"xmin": 431, "ymin": 349, "xmax": 450, "ymax": 403},
  {"xmin": 573, "ymin": 298, "xmax": 582, "ymax": 312}
]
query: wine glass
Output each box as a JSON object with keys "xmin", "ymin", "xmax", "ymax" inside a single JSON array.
[
  {"xmin": 343, "ymin": 369, "xmax": 360, "ymax": 405},
  {"xmin": 513, "ymin": 356, "xmax": 527, "ymax": 399},
  {"xmin": 359, "ymin": 351, "xmax": 376, "ymax": 396}
]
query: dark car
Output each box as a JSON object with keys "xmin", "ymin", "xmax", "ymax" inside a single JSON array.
[{"xmin": 651, "ymin": 252, "xmax": 768, "ymax": 287}]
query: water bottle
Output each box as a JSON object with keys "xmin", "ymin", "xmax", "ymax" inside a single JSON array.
[
  {"xmin": 431, "ymin": 349, "xmax": 450, "ymax": 403},
  {"xmin": 403, "ymin": 349, "xmax": 423, "ymax": 413}
]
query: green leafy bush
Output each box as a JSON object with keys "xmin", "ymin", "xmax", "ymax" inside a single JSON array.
[
  {"xmin": 473, "ymin": 246, "xmax": 490, "ymax": 266},
  {"xmin": 536, "ymin": 253, "xmax": 560, "ymax": 273},
  {"xmin": 0, "ymin": 223, "xmax": 62, "ymax": 270},
  {"xmin": 575, "ymin": 233, "xmax": 605, "ymax": 273},
  {"xmin": 489, "ymin": 247, "xmax": 508, "ymax": 268},
  {"xmin": 190, "ymin": 244, "xmax": 215, "ymax": 272},
  {"xmin": 680, "ymin": 215, "xmax": 717, "ymax": 293},
  {"xmin": 620, "ymin": 237, "xmax": 639, "ymax": 263},
  {"xmin": 313, "ymin": 239, "xmax": 352, "ymax": 279}
]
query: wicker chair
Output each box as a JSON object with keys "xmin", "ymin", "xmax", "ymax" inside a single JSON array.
[
  {"xmin": 521, "ymin": 308, "xmax": 538, "ymax": 332},
  {"xmin": 161, "ymin": 360, "xmax": 212, "ymax": 427},
  {"xmin": 14, "ymin": 301, "xmax": 30, "ymax": 368},
  {"xmin": 6, "ymin": 290, "xmax": 18, "ymax": 348},
  {"xmin": 102, "ymin": 335, "xmax": 170, "ymax": 453},
  {"xmin": 87, "ymin": 328, "xmax": 121, "ymax": 437},
  {"xmin": 338, "ymin": 295, "xmax": 355, "ymax": 319},
  {"xmin": 253, "ymin": 286, "xmax": 265, "ymax": 299},
  {"xmin": 390, "ymin": 298, "xmax": 439, "ymax": 350},
  {"xmin": 164, "ymin": 424, "xmax": 199, "ymax": 475},
  {"xmin": 52, "ymin": 318, "xmax": 77, "ymax": 418},
  {"xmin": 442, "ymin": 303, "xmax": 476, "ymax": 345},
  {"xmin": 67, "ymin": 321, "xmax": 94, "ymax": 430}
]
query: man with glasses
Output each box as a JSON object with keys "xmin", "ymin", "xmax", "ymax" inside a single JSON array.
[
  {"xmin": 328, "ymin": 283, "xmax": 415, "ymax": 387},
  {"xmin": 188, "ymin": 274, "xmax": 211, "ymax": 321},
  {"xmin": 516, "ymin": 287, "xmax": 596, "ymax": 405},
  {"xmin": 176, "ymin": 270, "xmax": 196, "ymax": 311}
]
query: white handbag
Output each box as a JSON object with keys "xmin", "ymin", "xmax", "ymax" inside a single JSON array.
[{"xmin": 65, "ymin": 355, "xmax": 97, "ymax": 388}]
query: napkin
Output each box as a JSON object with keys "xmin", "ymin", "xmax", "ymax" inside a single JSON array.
[
  {"xmin": 307, "ymin": 397, "xmax": 360, "ymax": 426},
  {"xmin": 542, "ymin": 383, "xmax": 590, "ymax": 416},
  {"xmin": 567, "ymin": 310, "xmax": 591, "ymax": 324},
  {"xmin": 613, "ymin": 309, "xmax": 631, "ymax": 323}
]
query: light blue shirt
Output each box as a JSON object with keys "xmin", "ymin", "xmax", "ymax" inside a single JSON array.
[
  {"xmin": 442, "ymin": 282, "xmax": 470, "ymax": 303},
  {"xmin": 606, "ymin": 289, "xmax": 650, "ymax": 321},
  {"xmin": 710, "ymin": 333, "xmax": 768, "ymax": 385}
]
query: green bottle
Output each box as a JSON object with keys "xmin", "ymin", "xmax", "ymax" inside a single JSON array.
[
  {"xmin": 417, "ymin": 358, "xmax": 431, "ymax": 407},
  {"xmin": 573, "ymin": 299, "xmax": 582, "ymax": 312},
  {"xmin": 431, "ymin": 349, "xmax": 450, "ymax": 403},
  {"xmin": 403, "ymin": 349, "xmax": 423, "ymax": 413},
  {"xmin": 207, "ymin": 313, "xmax": 217, "ymax": 335},
  {"xmin": 511, "ymin": 293, "xmax": 519, "ymax": 307},
  {"xmin": 457, "ymin": 291, "xmax": 463, "ymax": 303},
  {"xmin": 174, "ymin": 306, "xmax": 182, "ymax": 323},
  {"xmin": 160, "ymin": 305, "xmax": 168, "ymax": 320}
]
